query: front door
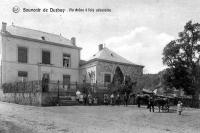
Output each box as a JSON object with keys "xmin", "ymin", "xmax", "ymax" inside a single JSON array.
[
  {"xmin": 63, "ymin": 75, "xmax": 70, "ymax": 90},
  {"xmin": 42, "ymin": 73, "xmax": 49, "ymax": 92}
]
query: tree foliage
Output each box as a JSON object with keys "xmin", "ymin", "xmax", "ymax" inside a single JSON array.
[
  {"xmin": 162, "ymin": 20, "xmax": 200, "ymax": 97},
  {"xmin": 136, "ymin": 74, "xmax": 160, "ymax": 91}
]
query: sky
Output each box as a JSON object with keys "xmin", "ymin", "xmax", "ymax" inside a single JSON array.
[{"xmin": 1, "ymin": 0, "xmax": 200, "ymax": 74}]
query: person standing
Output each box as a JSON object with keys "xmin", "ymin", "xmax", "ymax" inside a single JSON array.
[
  {"xmin": 149, "ymin": 96, "xmax": 155, "ymax": 112},
  {"xmin": 116, "ymin": 93, "xmax": 121, "ymax": 105},
  {"xmin": 124, "ymin": 92, "xmax": 128, "ymax": 106},
  {"xmin": 88, "ymin": 93, "xmax": 93, "ymax": 105},
  {"xmin": 76, "ymin": 90, "xmax": 81, "ymax": 103},
  {"xmin": 104, "ymin": 94, "xmax": 109, "ymax": 105},
  {"xmin": 136, "ymin": 93, "xmax": 141, "ymax": 108},
  {"xmin": 83, "ymin": 93, "xmax": 87, "ymax": 105},
  {"xmin": 177, "ymin": 101, "xmax": 183, "ymax": 115},
  {"xmin": 110, "ymin": 93, "xmax": 115, "ymax": 105}
]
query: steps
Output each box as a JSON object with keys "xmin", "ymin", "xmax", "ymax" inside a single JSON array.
[{"xmin": 58, "ymin": 95, "xmax": 79, "ymax": 106}]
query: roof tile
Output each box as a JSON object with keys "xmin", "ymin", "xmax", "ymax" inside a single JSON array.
[
  {"xmin": 6, "ymin": 25, "xmax": 73, "ymax": 46},
  {"xmin": 89, "ymin": 47, "xmax": 139, "ymax": 65}
]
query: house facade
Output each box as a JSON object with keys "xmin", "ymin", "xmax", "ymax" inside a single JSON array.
[
  {"xmin": 0, "ymin": 22, "xmax": 143, "ymax": 89},
  {"xmin": 80, "ymin": 44, "xmax": 144, "ymax": 86},
  {"xmin": 0, "ymin": 22, "xmax": 81, "ymax": 87}
]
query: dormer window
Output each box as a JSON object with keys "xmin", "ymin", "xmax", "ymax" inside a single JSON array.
[
  {"xmin": 111, "ymin": 53, "xmax": 113, "ymax": 57},
  {"xmin": 41, "ymin": 36, "xmax": 45, "ymax": 40}
]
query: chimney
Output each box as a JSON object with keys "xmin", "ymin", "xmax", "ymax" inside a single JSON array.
[
  {"xmin": 1, "ymin": 22, "xmax": 7, "ymax": 32},
  {"xmin": 71, "ymin": 37, "xmax": 76, "ymax": 46},
  {"xmin": 99, "ymin": 44, "xmax": 103, "ymax": 51}
]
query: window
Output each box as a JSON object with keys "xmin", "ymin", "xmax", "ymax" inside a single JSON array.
[
  {"xmin": 104, "ymin": 74, "xmax": 111, "ymax": 83},
  {"xmin": 18, "ymin": 47, "xmax": 27, "ymax": 63},
  {"xmin": 18, "ymin": 71, "xmax": 28, "ymax": 82},
  {"xmin": 42, "ymin": 50, "xmax": 50, "ymax": 64},
  {"xmin": 88, "ymin": 71, "xmax": 95, "ymax": 84},
  {"xmin": 63, "ymin": 54, "xmax": 71, "ymax": 68},
  {"xmin": 63, "ymin": 75, "xmax": 70, "ymax": 89}
]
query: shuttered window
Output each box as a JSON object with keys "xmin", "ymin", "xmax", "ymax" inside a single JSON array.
[
  {"xmin": 42, "ymin": 50, "xmax": 50, "ymax": 64},
  {"xmin": 18, "ymin": 47, "xmax": 27, "ymax": 63}
]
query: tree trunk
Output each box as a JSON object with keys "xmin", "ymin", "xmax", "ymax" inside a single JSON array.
[
  {"xmin": 192, "ymin": 90, "xmax": 199, "ymax": 108},
  {"xmin": 192, "ymin": 66, "xmax": 200, "ymax": 108}
]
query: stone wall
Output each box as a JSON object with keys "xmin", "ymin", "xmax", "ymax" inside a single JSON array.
[
  {"xmin": 0, "ymin": 91, "xmax": 61, "ymax": 106},
  {"xmin": 0, "ymin": 90, "xmax": 42, "ymax": 106},
  {"xmin": 97, "ymin": 61, "xmax": 143, "ymax": 83},
  {"xmin": 0, "ymin": 80, "xmax": 75, "ymax": 106},
  {"xmin": 41, "ymin": 92, "xmax": 58, "ymax": 106}
]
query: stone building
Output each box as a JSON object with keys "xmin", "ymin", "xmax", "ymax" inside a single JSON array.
[
  {"xmin": 80, "ymin": 44, "xmax": 144, "ymax": 86},
  {"xmin": 0, "ymin": 22, "xmax": 81, "ymax": 87}
]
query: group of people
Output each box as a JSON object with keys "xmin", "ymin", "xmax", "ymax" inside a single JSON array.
[
  {"xmin": 76, "ymin": 90, "xmax": 184, "ymax": 115},
  {"xmin": 76, "ymin": 90, "xmax": 130, "ymax": 106},
  {"xmin": 76, "ymin": 90, "xmax": 98, "ymax": 105},
  {"xmin": 104, "ymin": 92, "xmax": 129, "ymax": 106}
]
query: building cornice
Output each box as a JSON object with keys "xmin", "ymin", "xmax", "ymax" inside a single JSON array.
[
  {"xmin": 2, "ymin": 60, "xmax": 80, "ymax": 70},
  {"xmin": 1, "ymin": 32, "xmax": 82, "ymax": 50}
]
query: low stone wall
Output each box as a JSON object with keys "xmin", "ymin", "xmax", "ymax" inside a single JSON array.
[
  {"xmin": 0, "ymin": 90, "xmax": 42, "ymax": 106},
  {"xmin": 41, "ymin": 92, "xmax": 58, "ymax": 106}
]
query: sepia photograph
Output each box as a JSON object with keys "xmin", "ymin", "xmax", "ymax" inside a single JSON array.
[{"xmin": 0, "ymin": 0, "xmax": 200, "ymax": 132}]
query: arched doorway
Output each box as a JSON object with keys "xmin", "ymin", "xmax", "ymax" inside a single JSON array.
[{"xmin": 112, "ymin": 66, "xmax": 124, "ymax": 86}]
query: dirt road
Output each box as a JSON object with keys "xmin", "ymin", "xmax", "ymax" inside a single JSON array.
[{"xmin": 0, "ymin": 102, "xmax": 199, "ymax": 133}]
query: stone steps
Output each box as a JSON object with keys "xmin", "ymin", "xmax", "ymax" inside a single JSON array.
[
  {"xmin": 59, "ymin": 100, "xmax": 79, "ymax": 106},
  {"xmin": 58, "ymin": 96, "xmax": 79, "ymax": 106}
]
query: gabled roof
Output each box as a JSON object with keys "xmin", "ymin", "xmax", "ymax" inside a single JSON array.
[
  {"xmin": 5, "ymin": 25, "xmax": 73, "ymax": 46},
  {"xmin": 87, "ymin": 47, "xmax": 143, "ymax": 67}
]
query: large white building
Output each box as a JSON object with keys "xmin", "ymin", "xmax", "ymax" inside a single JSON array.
[
  {"xmin": 0, "ymin": 22, "xmax": 143, "ymax": 88},
  {"xmin": 0, "ymin": 22, "xmax": 81, "ymax": 87}
]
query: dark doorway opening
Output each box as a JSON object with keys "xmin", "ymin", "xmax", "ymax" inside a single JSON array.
[
  {"xmin": 42, "ymin": 73, "xmax": 49, "ymax": 92},
  {"xmin": 112, "ymin": 66, "xmax": 124, "ymax": 86}
]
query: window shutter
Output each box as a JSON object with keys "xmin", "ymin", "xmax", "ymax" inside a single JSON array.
[
  {"xmin": 42, "ymin": 51, "xmax": 50, "ymax": 64},
  {"xmin": 18, "ymin": 47, "xmax": 27, "ymax": 63}
]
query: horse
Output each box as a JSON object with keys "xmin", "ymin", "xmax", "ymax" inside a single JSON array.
[
  {"xmin": 154, "ymin": 97, "xmax": 169, "ymax": 112},
  {"xmin": 136, "ymin": 94, "xmax": 150, "ymax": 108}
]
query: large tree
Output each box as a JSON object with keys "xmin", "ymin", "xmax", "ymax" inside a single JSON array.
[{"xmin": 162, "ymin": 21, "xmax": 200, "ymax": 107}]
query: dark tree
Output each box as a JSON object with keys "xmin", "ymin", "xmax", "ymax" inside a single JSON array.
[{"xmin": 162, "ymin": 21, "xmax": 200, "ymax": 107}]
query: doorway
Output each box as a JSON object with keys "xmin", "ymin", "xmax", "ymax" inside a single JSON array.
[
  {"xmin": 112, "ymin": 66, "xmax": 124, "ymax": 86},
  {"xmin": 42, "ymin": 73, "xmax": 49, "ymax": 92}
]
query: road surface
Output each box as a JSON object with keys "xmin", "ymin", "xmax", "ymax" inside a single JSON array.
[{"xmin": 0, "ymin": 102, "xmax": 199, "ymax": 133}]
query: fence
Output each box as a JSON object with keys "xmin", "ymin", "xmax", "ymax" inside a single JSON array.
[
  {"xmin": 2, "ymin": 80, "xmax": 42, "ymax": 93},
  {"xmin": 1, "ymin": 80, "xmax": 112, "ymax": 94}
]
